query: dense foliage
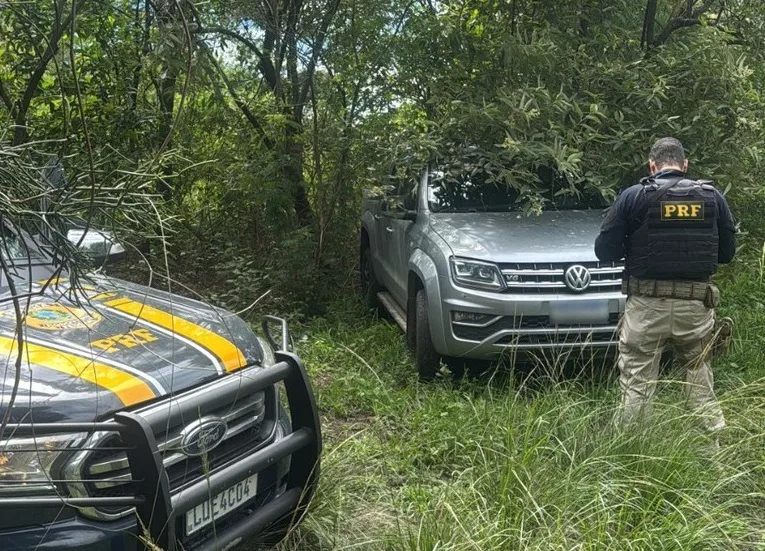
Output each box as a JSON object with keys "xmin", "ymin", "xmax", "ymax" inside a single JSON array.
[
  {"xmin": 2, "ymin": 0, "xmax": 764, "ymax": 312},
  {"xmin": 3, "ymin": 3, "xmax": 765, "ymax": 549}
]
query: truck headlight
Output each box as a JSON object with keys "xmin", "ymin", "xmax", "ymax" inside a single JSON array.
[
  {"xmin": 450, "ymin": 257, "xmax": 506, "ymax": 291},
  {"xmin": 0, "ymin": 434, "xmax": 84, "ymax": 495}
]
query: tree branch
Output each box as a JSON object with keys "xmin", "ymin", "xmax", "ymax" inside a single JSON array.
[
  {"xmin": 0, "ymin": 79, "xmax": 15, "ymax": 116},
  {"xmin": 196, "ymin": 25, "xmax": 279, "ymax": 92},
  {"xmin": 201, "ymin": 45, "xmax": 275, "ymax": 150},
  {"xmin": 196, "ymin": 25, "xmax": 266, "ymax": 60},
  {"xmin": 656, "ymin": 17, "xmax": 703, "ymax": 43},
  {"xmin": 641, "ymin": 0, "xmax": 658, "ymax": 48},
  {"xmin": 298, "ymin": 0, "xmax": 342, "ymax": 108},
  {"xmin": 653, "ymin": 0, "xmax": 719, "ymax": 46},
  {"xmin": 691, "ymin": 0, "xmax": 717, "ymax": 18},
  {"xmin": 12, "ymin": 0, "xmax": 87, "ymax": 144}
]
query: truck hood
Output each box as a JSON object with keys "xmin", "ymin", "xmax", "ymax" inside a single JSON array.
[
  {"xmin": 0, "ymin": 276, "xmax": 264, "ymax": 423},
  {"xmin": 429, "ymin": 210, "xmax": 607, "ymax": 264}
]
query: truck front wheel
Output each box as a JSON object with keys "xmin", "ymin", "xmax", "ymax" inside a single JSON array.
[{"xmin": 415, "ymin": 289, "xmax": 441, "ymax": 380}]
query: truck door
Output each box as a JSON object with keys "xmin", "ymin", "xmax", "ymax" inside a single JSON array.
[{"xmin": 380, "ymin": 176, "xmax": 418, "ymax": 307}]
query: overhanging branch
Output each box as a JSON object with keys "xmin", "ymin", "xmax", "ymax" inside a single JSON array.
[
  {"xmin": 298, "ymin": 0, "xmax": 342, "ymax": 108},
  {"xmin": 201, "ymin": 45, "xmax": 275, "ymax": 150},
  {"xmin": 196, "ymin": 26, "xmax": 279, "ymax": 91},
  {"xmin": 653, "ymin": 0, "xmax": 720, "ymax": 46}
]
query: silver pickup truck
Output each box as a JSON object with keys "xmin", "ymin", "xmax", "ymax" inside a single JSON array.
[{"xmin": 360, "ymin": 167, "xmax": 626, "ymax": 379}]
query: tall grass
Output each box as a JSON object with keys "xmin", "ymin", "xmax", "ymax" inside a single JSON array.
[
  {"xmin": 259, "ymin": 225, "xmax": 765, "ymax": 550},
  {"xmin": 258, "ymin": 292, "xmax": 765, "ymax": 551}
]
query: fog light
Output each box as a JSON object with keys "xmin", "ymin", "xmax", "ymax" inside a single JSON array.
[{"xmin": 452, "ymin": 311, "xmax": 495, "ymax": 324}]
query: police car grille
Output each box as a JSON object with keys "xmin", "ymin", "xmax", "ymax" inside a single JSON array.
[
  {"xmin": 500, "ymin": 261, "xmax": 624, "ymax": 294},
  {"xmin": 77, "ymin": 391, "xmax": 271, "ymax": 515}
]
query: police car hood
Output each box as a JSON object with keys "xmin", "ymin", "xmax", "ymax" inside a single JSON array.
[
  {"xmin": 0, "ymin": 276, "xmax": 264, "ymax": 423},
  {"xmin": 430, "ymin": 210, "xmax": 606, "ymax": 263}
]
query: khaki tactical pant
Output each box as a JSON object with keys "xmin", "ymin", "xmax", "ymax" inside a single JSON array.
[{"xmin": 618, "ymin": 294, "xmax": 726, "ymax": 432}]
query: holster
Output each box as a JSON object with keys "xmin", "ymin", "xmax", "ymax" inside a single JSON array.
[
  {"xmin": 704, "ymin": 283, "xmax": 720, "ymax": 308},
  {"xmin": 711, "ymin": 316, "xmax": 734, "ymax": 357}
]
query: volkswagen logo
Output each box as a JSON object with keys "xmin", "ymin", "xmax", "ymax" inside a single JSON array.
[
  {"xmin": 179, "ymin": 417, "xmax": 228, "ymax": 457},
  {"xmin": 564, "ymin": 265, "xmax": 591, "ymax": 292}
]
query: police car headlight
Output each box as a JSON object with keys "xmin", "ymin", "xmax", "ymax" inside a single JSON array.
[
  {"xmin": 0, "ymin": 433, "xmax": 85, "ymax": 495},
  {"xmin": 450, "ymin": 257, "xmax": 506, "ymax": 291}
]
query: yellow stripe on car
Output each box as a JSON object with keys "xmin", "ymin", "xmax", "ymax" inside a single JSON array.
[
  {"xmin": 104, "ymin": 298, "xmax": 247, "ymax": 372},
  {"xmin": 0, "ymin": 335, "xmax": 155, "ymax": 406}
]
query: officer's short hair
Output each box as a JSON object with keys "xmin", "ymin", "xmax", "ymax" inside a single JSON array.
[{"xmin": 649, "ymin": 137, "xmax": 685, "ymax": 168}]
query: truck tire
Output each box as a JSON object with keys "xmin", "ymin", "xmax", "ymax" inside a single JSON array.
[
  {"xmin": 443, "ymin": 357, "xmax": 466, "ymax": 379},
  {"xmin": 415, "ymin": 289, "xmax": 440, "ymax": 380},
  {"xmin": 360, "ymin": 240, "xmax": 381, "ymax": 311}
]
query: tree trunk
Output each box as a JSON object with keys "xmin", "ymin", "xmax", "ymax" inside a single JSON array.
[
  {"xmin": 642, "ymin": 0, "xmax": 658, "ymax": 49},
  {"xmin": 12, "ymin": 103, "xmax": 29, "ymax": 146},
  {"xmin": 155, "ymin": 61, "xmax": 178, "ymax": 200},
  {"xmin": 7, "ymin": 0, "xmax": 83, "ymax": 145},
  {"xmin": 154, "ymin": 0, "xmax": 180, "ymax": 200},
  {"xmin": 284, "ymin": 118, "xmax": 312, "ymax": 225}
]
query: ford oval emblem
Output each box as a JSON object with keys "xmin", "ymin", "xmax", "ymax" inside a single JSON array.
[{"xmin": 179, "ymin": 418, "xmax": 228, "ymax": 457}]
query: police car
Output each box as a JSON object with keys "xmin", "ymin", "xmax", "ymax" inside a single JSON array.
[{"xmin": 0, "ymin": 224, "xmax": 321, "ymax": 550}]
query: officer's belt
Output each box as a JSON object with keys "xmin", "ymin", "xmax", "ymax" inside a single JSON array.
[{"xmin": 627, "ymin": 278, "xmax": 710, "ymax": 302}]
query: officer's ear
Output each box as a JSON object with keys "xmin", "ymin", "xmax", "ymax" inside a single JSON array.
[
  {"xmin": 682, "ymin": 159, "xmax": 688, "ymax": 172},
  {"xmin": 649, "ymin": 160, "xmax": 657, "ymax": 174}
]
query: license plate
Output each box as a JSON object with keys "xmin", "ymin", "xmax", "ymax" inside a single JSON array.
[
  {"xmin": 185, "ymin": 473, "xmax": 258, "ymax": 536},
  {"xmin": 549, "ymin": 299, "xmax": 609, "ymax": 326}
]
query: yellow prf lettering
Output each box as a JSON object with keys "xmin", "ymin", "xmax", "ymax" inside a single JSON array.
[
  {"xmin": 677, "ymin": 204, "xmax": 690, "ymax": 217},
  {"xmin": 690, "ymin": 204, "xmax": 702, "ymax": 217},
  {"xmin": 116, "ymin": 334, "xmax": 141, "ymax": 348},
  {"xmin": 133, "ymin": 328, "xmax": 159, "ymax": 343},
  {"xmin": 91, "ymin": 329, "xmax": 159, "ymax": 353},
  {"xmin": 91, "ymin": 337, "xmax": 119, "ymax": 353},
  {"xmin": 664, "ymin": 204, "xmax": 677, "ymax": 218}
]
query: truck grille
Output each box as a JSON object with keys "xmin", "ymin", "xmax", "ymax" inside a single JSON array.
[
  {"xmin": 495, "ymin": 331, "xmax": 616, "ymax": 346},
  {"xmin": 453, "ymin": 313, "xmax": 620, "ymax": 342},
  {"xmin": 64, "ymin": 376, "xmax": 278, "ymax": 520},
  {"xmin": 500, "ymin": 261, "xmax": 624, "ymax": 294}
]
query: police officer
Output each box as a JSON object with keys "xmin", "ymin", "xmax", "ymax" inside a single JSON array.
[{"xmin": 595, "ymin": 137, "xmax": 736, "ymax": 435}]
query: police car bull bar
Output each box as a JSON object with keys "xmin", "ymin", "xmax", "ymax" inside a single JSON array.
[{"xmin": 0, "ymin": 349, "xmax": 322, "ymax": 551}]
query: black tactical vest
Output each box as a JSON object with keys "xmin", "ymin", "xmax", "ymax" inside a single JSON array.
[{"xmin": 626, "ymin": 177, "xmax": 718, "ymax": 281}]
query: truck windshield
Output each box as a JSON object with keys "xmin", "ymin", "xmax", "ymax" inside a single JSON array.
[{"xmin": 427, "ymin": 170, "xmax": 609, "ymax": 213}]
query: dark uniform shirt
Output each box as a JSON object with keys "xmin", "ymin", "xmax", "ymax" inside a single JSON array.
[{"xmin": 595, "ymin": 169, "xmax": 737, "ymax": 265}]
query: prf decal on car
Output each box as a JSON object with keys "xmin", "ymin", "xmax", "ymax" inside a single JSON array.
[
  {"xmin": 0, "ymin": 335, "xmax": 155, "ymax": 405},
  {"xmin": 91, "ymin": 328, "xmax": 159, "ymax": 353},
  {"xmin": 0, "ymin": 303, "xmax": 103, "ymax": 331},
  {"xmin": 103, "ymin": 297, "xmax": 247, "ymax": 372},
  {"xmin": 660, "ymin": 201, "xmax": 704, "ymax": 220}
]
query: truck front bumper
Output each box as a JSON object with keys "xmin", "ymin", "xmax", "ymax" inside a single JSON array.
[
  {"xmin": 433, "ymin": 275, "xmax": 625, "ymax": 360},
  {"xmin": 0, "ymin": 352, "xmax": 321, "ymax": 551}
]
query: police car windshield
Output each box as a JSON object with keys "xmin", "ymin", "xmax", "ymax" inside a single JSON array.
[
  {"xmin": 1, "ymin": 227, "xmax": 44, "ymax": 263},
  {"xmin": 427, "ymin": 170, "xmax": 610, "ymax": 213}
]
